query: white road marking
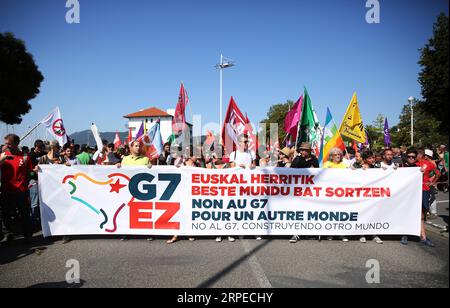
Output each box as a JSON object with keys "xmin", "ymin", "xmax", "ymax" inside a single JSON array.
[{"xmin": 240, "ymin": 239, "xmax": 272, "ymax": 288}]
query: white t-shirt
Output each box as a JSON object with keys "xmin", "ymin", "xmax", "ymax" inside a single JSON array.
[
  {"xmin": 230, "ymin": 150, "xmax": 255, "ymax": 169},
  {"xmin": 380, "ymin": 161, "xmax": 399, "ymax": 170}
]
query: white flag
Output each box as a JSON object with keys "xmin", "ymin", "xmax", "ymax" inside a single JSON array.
[
  {"xmin": 90, "ymin": 123, "xmax": 104, "ymax": 150},
  {"xmin": 40, "ymin": 107, "xmax": 68, "ymax": 145}
]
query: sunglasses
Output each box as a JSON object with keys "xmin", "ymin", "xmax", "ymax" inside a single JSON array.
[{"xmin": 407, "ymin": 155, "xmax": 416, "ymax": 159}]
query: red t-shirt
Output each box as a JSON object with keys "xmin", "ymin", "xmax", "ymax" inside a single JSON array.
[
  {"xmin": 416, "ymin": 160, "xmax": 437, "ymax": 191},
  {"xmin": 0, "ymin": 151, "xmax": 33, "ymax": 193}
]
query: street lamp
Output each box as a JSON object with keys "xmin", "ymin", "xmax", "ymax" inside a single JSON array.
[
  {"xmin": 215, "ymin": 54, "xmax": 235, "ymax": 127},
  {"xmin": 408, "ymin": 96, "xmax": 414, "ymax": 146}
]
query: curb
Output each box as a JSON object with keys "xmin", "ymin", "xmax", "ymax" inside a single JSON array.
[{"xmin": 425, "ymin": 221, "xmax": 449, "ymax": 238}]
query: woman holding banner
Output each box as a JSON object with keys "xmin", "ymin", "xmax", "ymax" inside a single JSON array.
[
  {"xmin": 323, "ymin": 147, "xmax": 349, "ymax": 242},
  {"xmin": 117, "ymin": 140, "xmax": 152, "ymax": 241}
]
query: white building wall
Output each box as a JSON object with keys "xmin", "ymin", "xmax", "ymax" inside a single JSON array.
[
  {"xmin": 128, "ymin": 116, "xmax": 173, "ymax": 142},
  {"xmin": 127, "ymin": 111, "xmax": 192, "ymax": 145}
]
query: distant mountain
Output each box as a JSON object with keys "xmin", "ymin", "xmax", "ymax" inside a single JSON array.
[{"xmin": 69, "ymin": 130, "xmax": 128, "ymax": 147}]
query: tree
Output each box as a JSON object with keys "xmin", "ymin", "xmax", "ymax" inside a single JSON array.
[
  {"xmin": 364, "ymin": 113, "xmax": 385, "ymax": 149},
  {"xmin": 390, "ymin": 99, "xmax": 446, "ymax": 148},
  {"xmin": 0, "ymin": 32, "xmax": 44, "ymax": 124},
  {"xmin": 260, "ymin": 100, "xmax": 293, "ymax": 147},
  {"xmin": 418, "ymin": 13, "xmax": 449, "ymax": 132}
]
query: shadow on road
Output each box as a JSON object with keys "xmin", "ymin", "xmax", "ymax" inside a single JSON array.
[
  {"xmin": 27, "ymin": 279, "xmax": 86, "ymax": 288},
  {"xmin": 0, "ymin": 235, "xmax": 54, "ymax": 265},
  {"xmin": 196, "ymin": 239, "xmax": 272, "ymax": 288}
]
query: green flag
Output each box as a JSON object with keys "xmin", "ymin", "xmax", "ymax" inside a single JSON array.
[{"xmin": 298, "ymin": 87, "xmax": 322, "ymax": 157}]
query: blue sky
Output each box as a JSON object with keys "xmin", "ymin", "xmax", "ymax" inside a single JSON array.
[{"xmin": 0, "ymin": 0, "xmax": 448, "ymax": 138}]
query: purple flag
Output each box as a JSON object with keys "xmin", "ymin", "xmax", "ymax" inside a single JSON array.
[
  {"xmin": 135, "ymin": 121, "xmax": 144, "ymax": 140},
  {"xmin": 384, "ymin": 118, "xmax": 391, "ymax": 147},
  {"xmin": 363, "ymin": 130, "xmax": 370, "ymax": 149}
]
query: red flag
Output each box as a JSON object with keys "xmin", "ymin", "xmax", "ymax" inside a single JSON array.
[
  {"xmin": 352, "ymin": 140, "xmax": 358, "ymax": 154},
  {"xmin": 127, "ymin": 127, "xmax": 132, "ymax": 144},
  {"xmin": 113, "ymin": 131, "xmax": 121, "ymax": 150},
  {"xmin": 221, "ymin": 97, "xmax": 257, "ymax": 155},
  {"xmin": 172, "ymin": 83, "xmax": 189, "ymax": 134}
]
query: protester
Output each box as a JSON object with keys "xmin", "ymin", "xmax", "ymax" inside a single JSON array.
[
  {"xmin": 437, "ymin": 145, "xmax": 449, "ymax": 192},
  {"xmin": 60, "ymin": 142, "xmax": 80, "ymax": 166},
  {"xmin": 343, "ymin": 146, "xmax": 355, "ymax": 167},
  {"xmin": 357, "ymin": 150, "xmax": 376, "ymax": 244},
  {"xmin": 291, "ymin": 142, "xmax": 319, "ymax": 168},
  {"xmin": 158, "ymin": 142, "xmax": 172, "ymax": 166},
  {"xmin": 323, "ymin": 148, "xmax": 347, "ymax": 169},
  {"xmin": 416, "ymin": 149, "xmax": 441, "ymax": 247},
  {"xmin": 38, "ymin": 141, "xmax": 62, "ymax": 165},
  {"xmin": 350, "ymin": 151, "xmax": 364, "ymax": 169},
  {"xmin": 374, "ymin": 152, "xmax": 383, "ymax": 167},
  {"xmin": 0, "ymin": 134, "xmax": 34, "ymax": 243},
  {"xmin": 167, "ymin": 146, "xmax": 198, "ymax": 244},
  {"xmin": 361, "ymin": 150, "xmax": 376, "ymax": 170},
  {"xmin": 289, "ymin": 142, "xmax": 318, "ymax": 243},
  {"xmin": 400, "ymin": 148, "xmax": 418, "ymax": 245},
  {"xmin": 277, "ymin": 147, "xmax": 293, "ymax": 168},
  {"xmin": 392, "ymin": 147, "xmax": 403, "ymax": 167},
  {"xmin": 117, "ymin": 140, "xmax": 152, "ymax": 241},
  {"xmin": 228, "ymin": 134, "xmax": 261, "ymax": 240},
  {"xmin": 229, "ymin": 134, "xmax": 256, "ymax": 169},
  {"xmin": 76, "ymin": 144, "xmax": 92, "ymax": 165},
  {"xmin": 28, "ymin": 139, "xmax": 46, "ymax": 229},
  {"xmin": 380, "ymin": 148, "xmax": 399, "ymax": 170},
  {"xmin": 323, "ymin": 147, "xmax": 348, "ymax": 241}
]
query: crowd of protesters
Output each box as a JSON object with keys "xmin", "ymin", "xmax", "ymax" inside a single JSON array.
[{"xmin": 0, "ymin": 132, "xmax": 448, "ymax": 247}]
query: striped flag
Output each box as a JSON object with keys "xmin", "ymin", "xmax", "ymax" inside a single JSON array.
[{"xmin": 319, "ymin": 107, "xmax": 346, "ymax": 165}]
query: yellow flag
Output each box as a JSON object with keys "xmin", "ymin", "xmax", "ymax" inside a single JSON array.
[{"xmin": 339, "ymin": 92, "xmax": 366, "ymax": 143}]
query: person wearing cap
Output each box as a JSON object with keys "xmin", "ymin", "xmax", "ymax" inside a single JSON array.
[
  {"xmin": 291, "ymin": 142, "xmax": 319, "ymax": 169},
  {"xmin": 288, "ymin": 142, "xmax": 319, "ymax": 243},
  {"xmin": 416, "ymin": 149, "xmax": 441, "ymax": 247}
]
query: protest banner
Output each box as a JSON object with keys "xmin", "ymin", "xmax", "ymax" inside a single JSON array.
[{"xmin": 39, "ymin": 166, "xmax": 422, "ymax": 237}]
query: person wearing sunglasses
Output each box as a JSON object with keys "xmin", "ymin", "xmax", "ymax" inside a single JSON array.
[
  {"xmin": 229, "ymin": 134, "xmax": 255, "ymax": 169},
  {"xmin": 399, "ymin": 148, "xmax": 419, "ymax": 245}
]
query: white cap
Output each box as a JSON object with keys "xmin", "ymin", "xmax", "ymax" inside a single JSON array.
[{"xmin": 425, "ymin": 149, "xmax": 433, "ymax": 158}]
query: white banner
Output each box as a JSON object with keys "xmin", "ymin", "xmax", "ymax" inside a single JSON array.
[{"xmin": 38, "ymin": 166, "xmax": 422, "ymax": 237}]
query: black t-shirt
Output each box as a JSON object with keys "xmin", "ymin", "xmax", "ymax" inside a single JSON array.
[
  {"xmin": 291, "ymin": 156, "xmax": 319, "ymax": 168},
  {"xmin": 29, "ymin": 150, "xmax": 47, "ymax": 181}
]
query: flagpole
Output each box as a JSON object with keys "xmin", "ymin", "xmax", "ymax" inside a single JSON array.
[
  {"xmin": 20, "ymin": 122, "xmax": 41, "ymax": 142},
  {"xmin": 295, "ymin": 100, "xmax": 304, "ymax": 149},
  {"xmin": 219, "ymin": 54, "xmax": 223, "ymax": 127},
  {"xmin": 182, "ymin": 81, "xmax": 194, "ymax": 130}
]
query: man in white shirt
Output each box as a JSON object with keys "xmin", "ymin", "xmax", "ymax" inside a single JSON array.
[
  {"xmin": 229, "ymin": 134, "xmax": 256, "ymax": 169},
  {"xmin": 227, "ymin": 134, "xmax": 262, "ymax": 241}
]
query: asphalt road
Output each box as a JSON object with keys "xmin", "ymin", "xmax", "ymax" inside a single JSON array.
[{"xmin": 0, "ymin": 192, "xmax": 448, "ymax": 288}]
